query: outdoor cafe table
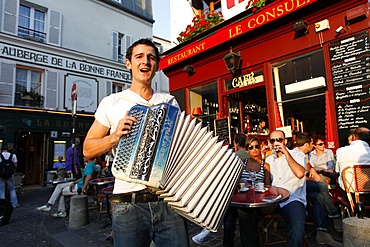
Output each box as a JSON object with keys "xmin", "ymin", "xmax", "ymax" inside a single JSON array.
[
  {"xmin": 46, "ymin": 177, "xmax": 76, "ymax": 186},
  {"xmin": 101, "ymin": 186, "xmax": 114, "ymax": 221},
  {"xmin": 88, "ymin": 177, "xmax": 115, "ymax": 228},
  {"xmin": 231, "ymin": 185, "xmax": 290, "ymax": 246},
  {"xmin": 231, "ymin": 185, "xmax": 290, "ymax": 208},
  {"xmin": 88, "ymin": 177, "xmax": 115, "ymax": 198}
]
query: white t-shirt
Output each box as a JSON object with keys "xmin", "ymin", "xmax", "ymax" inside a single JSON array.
[
  {"xmin": 266, "ymin": 148, "xmax": 306, "ymax": 208},
  {"xmin": 335, "ymin": 140, "xmax": 370, "ymax": 191},
  {"xmin": 1, "ymin": 151, "xmax": 17, "ymax": 163},
  {"xmin": 95, "ymin": 89, "xmax": 179, "ymax": 194}
]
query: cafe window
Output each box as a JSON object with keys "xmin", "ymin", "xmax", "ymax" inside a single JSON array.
[
  {"xmin": 189, "ymin": 82, "xmax": 218, "ymax": 131},
  {"xmin": 225, "ymin": 85, "xmax": 268, "ymax": 136},
  {"xmin": 272, "ymin": 49, "xmax": 326, "ymax": 136},
  {"xmin": 15, "ymin": 67, "xmax": 44, "ymax": 107}
]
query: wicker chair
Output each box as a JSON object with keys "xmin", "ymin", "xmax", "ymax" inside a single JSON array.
[{"xmin": 339, "ymin": 165, "xmax": 370, "ymax": 216}]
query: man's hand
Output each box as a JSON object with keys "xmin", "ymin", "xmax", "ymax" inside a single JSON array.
[
  {"xmin": 109, "ymin": 113, "xmax": 137, "ymax": 144},
  {"xmin": 308, "ymin": 167, "xmax": 321, "ymax": 182}
]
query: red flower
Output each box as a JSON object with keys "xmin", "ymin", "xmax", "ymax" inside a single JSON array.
[{"xmin": 176, "ymin": 10, "xmax": 224, "ymax": 44}]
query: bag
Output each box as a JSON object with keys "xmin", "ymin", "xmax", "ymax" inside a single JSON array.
[
  {"xmin": 0, "ymin": 153, "xmax": 15, "ymax": 179},
  {"xmin": 0, "ymin": 199, "xmax": 13, "ymax": 225}
]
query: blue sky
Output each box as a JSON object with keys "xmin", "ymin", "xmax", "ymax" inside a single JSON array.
[{"xmin": 152, "ymin": 0, "xmax": 171, "ymax": 40}]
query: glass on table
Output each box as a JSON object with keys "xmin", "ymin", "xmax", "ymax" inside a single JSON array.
[{"xmin": 249, "ymin": 171, "xmax": 256, "ymax": 188}]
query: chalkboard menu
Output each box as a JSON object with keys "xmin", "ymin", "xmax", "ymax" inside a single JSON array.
[
  {"xmin": 214, "ymin": 117, "xmax": 231, "ymax": 145},
  {"xmin": 329, "ymin": 31, "xmax": 370, "ymax": 146}
]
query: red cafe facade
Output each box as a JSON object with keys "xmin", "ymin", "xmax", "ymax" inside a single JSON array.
[{"xmin": 161, "ymin": 0, "xmax": 370, "ymax": 150}]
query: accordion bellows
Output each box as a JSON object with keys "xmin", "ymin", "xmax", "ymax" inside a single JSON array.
[{"xmin": 112, "ymin": 103, "xmax": 243, "ymax": 231}]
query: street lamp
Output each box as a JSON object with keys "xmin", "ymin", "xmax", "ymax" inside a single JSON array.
[{"xmin": 223, "ymin": 47, "xmax": 241, "ymax": 75}]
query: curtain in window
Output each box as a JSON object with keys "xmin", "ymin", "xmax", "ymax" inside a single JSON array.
[{"xmin": 16, "ymin": 68, "xmax": 27, "ymax": 92}]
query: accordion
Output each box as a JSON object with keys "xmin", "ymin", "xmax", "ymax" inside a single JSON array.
[{"xmin": 112, "ymin": 103, "xmax": 243, "ymax": 231}]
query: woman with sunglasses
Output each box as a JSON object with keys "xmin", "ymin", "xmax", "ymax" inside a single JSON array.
[
  {"xmin": 238, "ymin": 136, "xmax": 271, "ymax": 246},
  {"xmin": 241, "ymin": 137, "xmax": 271, "ymax": 186}
]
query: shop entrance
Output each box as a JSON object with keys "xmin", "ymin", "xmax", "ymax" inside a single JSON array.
[{"xmin": 16, "ymin": 132, "xmax": 45, "ymax": 185}]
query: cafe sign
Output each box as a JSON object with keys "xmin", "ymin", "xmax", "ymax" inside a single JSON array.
[
  {"xmin": 227, "ymin": 72, "xmax": 264, "ymax": 90},
  {"xmin": 161, "ymin": 0, "xmax": 316, "ymax": 70}
]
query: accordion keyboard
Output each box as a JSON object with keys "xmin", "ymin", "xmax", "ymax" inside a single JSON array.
[{"xmin": 113, "ymin": 107, "xmax": 146, "ymax": 174}]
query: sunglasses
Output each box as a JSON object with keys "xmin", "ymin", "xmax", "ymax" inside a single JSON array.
[
  {"xmin": 316, "ymin": 143, "xmax": 325, "ymax": 146},
  {"xmin": 269, "ymin": 138, "xmax": 284, "ymax": 144},
  {"xmin": 248, "ymin": 145, "xmax": 260, "ymax": 150}
]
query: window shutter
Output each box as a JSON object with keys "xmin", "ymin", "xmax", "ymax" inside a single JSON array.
[
  {"xmin": 48, "ymin": 10, "xmax": 62, "ymax": 46},
  {"xmin": 2, "ymin": 0, "xmax": 18, "ymax": 34},
  {"xmin": 123, "ymin": 34, "xmax": 133, "ymax": 58},
  {"xmin": 45, "ymin": 70, "xmax": 58, "ymax": 109},
  {"xmin": 0, "ymin": 62, "xmax": 15, "ymax": 105},
  {"xmin": 112, "ymin": 31, "xmax": 118, "ymax": 61},
  {"xmin": 106, "ymin": 81, "xmax": 112, "ymax": 96}
]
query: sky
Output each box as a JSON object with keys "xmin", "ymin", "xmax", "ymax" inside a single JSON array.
[{"xmin": 152, "ymin": 0, "xmax": 171, "ymax": 40}]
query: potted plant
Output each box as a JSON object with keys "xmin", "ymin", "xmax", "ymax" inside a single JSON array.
[
  {"xmin": 21, "ymin": 90, "xmax": 44, "ymax": 106},
  {"xmin": 177, "ymin": 10, "xmax": 225, "ymax": 44}
]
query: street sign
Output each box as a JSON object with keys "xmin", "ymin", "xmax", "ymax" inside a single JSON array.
[{"xmin": 71, "ymin": 83, "xmax": 77, "ymax": 117}]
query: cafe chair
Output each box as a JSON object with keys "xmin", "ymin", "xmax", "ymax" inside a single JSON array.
[
  {"xmin": 14, "ymin": 173, "xmax": 25, "ymax": 195},
  {"xmin": 340, "ymin": 164, "xmax": 370, "ymax": 216},
  {"xmin": 56, "ymin": 168, "xmax": 66, "ymax": 179},
  {"xmin": 262, "ymin": 213, "xmax": 287, "ymax": 246}
]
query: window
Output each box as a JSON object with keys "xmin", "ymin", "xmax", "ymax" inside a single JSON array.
[
  {"xmin": 189, "ymin": 82, "xmax": 218, "ymax": 131},
  {"xmin": 113, "ymin": 32, "xmax": 132, "ymax": 62},
  {"xmin": 18, "ymin": 4, "xmax": 46, "ymax": 42},
  {"xmin": 15, "ymin": 67, "xmax": 44, "ymax": 107},
  {"xmin": 112, "ymin": 82, "xmax": 128, "ymax": 93}
]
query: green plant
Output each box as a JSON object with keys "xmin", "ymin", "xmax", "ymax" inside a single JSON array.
[
  {"xmin": 247, "ymin": 0, "xmax": 268, "ymax": 12},
  {"xmin": 177, "ymin": 11, "xmax": 224, "ymax": 44},
  {"xmin": 21, "ymin": 90, "xmax": 44, "ymax": 102}
]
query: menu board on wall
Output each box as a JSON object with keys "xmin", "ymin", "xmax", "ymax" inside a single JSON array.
[
  {"xmin": 214, "ymin": 117, "xmax": 231, "ymax": 145},
  {"xmin": 329, "ymin": 31, "xmax": 370, "ymax": 146}
]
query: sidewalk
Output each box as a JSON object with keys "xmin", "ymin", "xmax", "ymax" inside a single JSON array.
[{"xmin": 0, "ymin": 186, "xmax": 336, "ymax": 247}]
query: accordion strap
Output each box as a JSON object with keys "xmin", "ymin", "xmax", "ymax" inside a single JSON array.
[{"xmin": 114, "ymin": 92, "xmax": 175, "ymax": 107}]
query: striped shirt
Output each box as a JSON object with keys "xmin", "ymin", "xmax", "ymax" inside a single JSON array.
[{"xmin": 241, "ymin": 159, "xmax": 265, "ymax": 184}]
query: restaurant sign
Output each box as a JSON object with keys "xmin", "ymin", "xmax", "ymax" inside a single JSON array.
[{"xmin": 160, "ymin": 0, "xmax": 316, "ymax": 70}]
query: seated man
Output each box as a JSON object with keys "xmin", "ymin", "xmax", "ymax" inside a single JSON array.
[
  {"xmin": 36, "ymin": 156, "xmax": 98, "ymax": 218},
  {"xmin": 53, "ymin": 156, "xmax": 66, "ymax": 170},
  {"xmin": 336, "ymin": 127, "xmax": 370, "ymax": 192},
  {"xmin": 294, "ymin": 134, "xmax": 343, "ymax": 246},
  {"xmin": 266, "ymin": 130, "xmax": 306, "ymax": 247}
]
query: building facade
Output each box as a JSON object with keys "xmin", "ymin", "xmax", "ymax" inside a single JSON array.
[
  {"xmin": 163, "ymin": 0, "xmax": 370, "ymax": 150},
  {"xmin": 0, "ymin": 0, "xmax": 154, "ymax": 185}
]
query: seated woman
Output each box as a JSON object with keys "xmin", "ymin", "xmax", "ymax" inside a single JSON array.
[
  {"xmin": 238, "ymin": 136, "xmax": 271, "ymax": 247},
  {"xmin": 36, "ymin": 156, "xmax": 98, "ymax": 218}
]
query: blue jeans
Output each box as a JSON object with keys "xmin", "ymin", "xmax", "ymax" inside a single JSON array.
[
  {"xmin": 112, "ymin": 200, "xmax": 188, "ymax": 247},
  {"xmin": 223, "ymin": 206, "xmax": 237, "ymax": 247},
  {"xmin": 0, "ymin": 176, "xmax": 18, "ymax": 207},
  {"xmin": 307, "ymin": 180, "xmax": 339, "ymax": 217},
  {"xmin": 280, "ymin": 201, "xmax": 306, "ymax": 247}
]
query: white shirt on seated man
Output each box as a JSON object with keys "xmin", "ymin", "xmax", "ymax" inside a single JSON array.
[{"xmin": 335, "ymin": 127, "xmax": 370, "ymax": 191}]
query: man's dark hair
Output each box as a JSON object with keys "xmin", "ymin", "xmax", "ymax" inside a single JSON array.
[
  {"xmin": 354, "ymin": 127, "xmax": 370, "ymax": 143},
  {"xmin": 1, "ymin": 145, "xmax": 8, "ymax": 151},
  {"xmin": 295, "ymin": 132, "xmax": 312, "ymax": 147},
  {"xmin": 313, "ymin": 134, "xmax": 325, "ymax": 144},
  {"xmin": 234, "ymin": 133, "xmax": 246, "ymax": 148},
  {"xmin": 125, "ymin": 38, "xmax": 160, "ymax": 64}
]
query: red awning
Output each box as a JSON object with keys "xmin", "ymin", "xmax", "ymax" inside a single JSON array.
[{"xmin": 325, "ymin": 90, "xmax": 335, "ymax": 149}]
